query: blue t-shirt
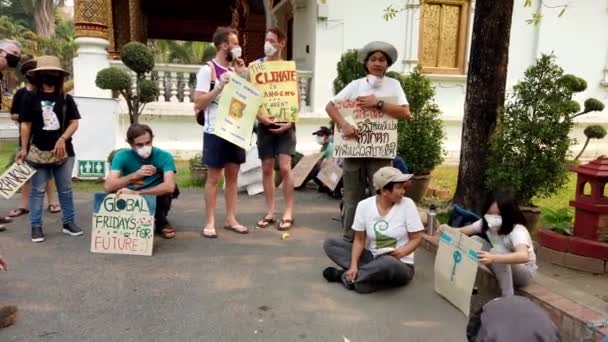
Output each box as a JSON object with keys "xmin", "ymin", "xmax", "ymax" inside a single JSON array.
[{"xmin": 111, "ymin": 147, "xmax": 177, "ymax": 190}]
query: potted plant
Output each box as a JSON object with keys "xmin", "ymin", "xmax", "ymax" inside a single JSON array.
[
  {"xmin": 189, "ymin": 153, "xmax": 207, "ymax": 186},
  {"xmin": 392, "ymin": 68, "xmax": 445, "ymax": 202},
  {"xmin": 542, "ymin": 207, "xmax": 573, "ymax": 237},
  {"xmin": 486, "ymin": 54, "xmax": 605, "ymax": 232}
]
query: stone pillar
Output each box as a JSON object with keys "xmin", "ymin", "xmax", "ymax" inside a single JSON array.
[{"xmin": 402, "ymin": 0, "xmax": 421, "ymax": 73}]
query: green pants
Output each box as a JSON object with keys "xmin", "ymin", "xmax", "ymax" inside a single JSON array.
[{"xmin": 342, "ymin": 158, "xmax": 391, "ymax": 241}]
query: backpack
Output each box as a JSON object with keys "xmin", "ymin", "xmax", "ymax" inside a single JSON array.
[{"xmin": 195, "ymin": 61, "xmax": 217, "ymax": 126}]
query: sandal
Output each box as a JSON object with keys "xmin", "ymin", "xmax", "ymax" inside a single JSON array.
[
  {"xmin": 256, "ymin": 216, "xmax": 276, "ymax": 229},
  {"xmin": 0, "ymin": 217, "xmax": 12, "ymax": 224},
  {"xmin": 0, "ymin": 225, "xmax": 6, "ymax": 232},
  {"xmin": 224, "ymin": 224, "xmax": 249, "ymax": 234},
  {"xmin": 202, "ymin": 226, "xmax": 218, "ymax": 239},
  {"xmin": 8, "ymin": 208, "xmax": 29, "ymax": 218},
  {"xmin": 47, "ymin": 204, "xmax": 61, "ymax": 213},
  {"xmin": 278, "ymin": 219, "xmax": 294, "ymax": 231},
  {"xmin": 160, "ymin": 226, "xmax": 176, "ymax": 239}
]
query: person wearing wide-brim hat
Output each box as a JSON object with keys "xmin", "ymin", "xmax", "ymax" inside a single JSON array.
[
  {"xmin": 16, "ymin": 55, "xmax": 84, "ymax": 243},
  {"xmin": 325, "ymin": 41, "xmax": 412, "ymax": 243}
]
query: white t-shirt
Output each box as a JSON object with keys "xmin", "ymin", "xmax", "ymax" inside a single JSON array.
[
  {"xmin": 352, "ymin": 196, "xmax": 424, "ymax": 264},
  {"xmin": 195, "ymin": 61, "xmax": 230, "ymax": 134},
  {"xmin": 470, "ymin": 220, "xmax": 537, "ymax": 270},
  {"xmin": 332, "ymin": 77, "xmax": 409, "ymax": 105}
]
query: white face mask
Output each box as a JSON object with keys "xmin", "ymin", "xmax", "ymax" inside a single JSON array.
[
  {"xmin": 264, "ymin": 42, "xmax": 278, "ymax": 57},
  {"xmin": 315, "ymin": 136, "xmax": 324, "ymax": 145},
  {"xmin": 136, "ymin": 145, "xmax": 152, "ymax": 159},
  {"xmin": 230, "ymin": 46, "xmax": 242, "ymax": 60},
  {"xmin": 366, "ymin": 74, "xmax": 383, "ymax": 89},
  {"xmin": 484, "ymin": 214, "xmax": 502, "ymax": 232}
]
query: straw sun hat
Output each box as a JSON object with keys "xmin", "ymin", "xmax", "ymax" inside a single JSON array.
[{"xmin": 26, "ymin": 55, "xmax": 69, "ymax": 76}]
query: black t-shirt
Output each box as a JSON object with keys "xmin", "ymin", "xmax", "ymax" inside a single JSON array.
[
  {"xmin": 10, "ymin": 87, "xmax": 31, "ymax": 147},
  {"xmin": 21, "ymin": 92, "xmax": 81, "ymax": 157}
]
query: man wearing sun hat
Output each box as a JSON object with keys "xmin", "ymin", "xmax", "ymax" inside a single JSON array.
[
  {"xmin": 321, "ymin": 166, "xmax": 424, "ymax": 293},
  {"xmin": 325, "ymin": 41, "xmax": 412, "ymax": 242}
]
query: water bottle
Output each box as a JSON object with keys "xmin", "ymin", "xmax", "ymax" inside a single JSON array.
[{"xmin": 427, "ymin": 204, "xmax": 437, "ymax": 235}]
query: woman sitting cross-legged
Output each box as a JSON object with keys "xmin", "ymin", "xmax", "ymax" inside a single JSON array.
[
  {"xmin": 322, "ymin": 167, "xmax": 424, "ymax": 294},
  {"xmin": 440, "ymin": 190, "xmax": 537, "ymax": 297}
]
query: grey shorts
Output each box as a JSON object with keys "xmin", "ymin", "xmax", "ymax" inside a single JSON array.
[{"xmin": 257, "ymin": 124, "xmax": 297, "ymax": 160}]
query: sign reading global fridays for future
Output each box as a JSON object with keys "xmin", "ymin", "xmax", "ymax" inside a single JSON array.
[
  {"xmin": 214, "ymin": 74, "xmax": 263, "ymax": 150},
  {"xmin": 0, "ymin": 162, "xmax": 36, "ymax": 200},
  {"xmin": 91, "ymin": 193, "xmax": 156, "ymax": 256},
  {"xmin": 333, "ymin": 98, "xmax": 398, "ymax": 159},
  {"xmin": 249, "ymin": 60, "xmax": 299, "ymax": 122}
]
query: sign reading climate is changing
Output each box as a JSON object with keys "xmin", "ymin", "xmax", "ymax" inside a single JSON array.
[
  {"xmin": 91, "ymin": 193, "xmax": 156, "ymax": 256},
  {"xmin": 249, "ymin": 60, "xmax": 299, "ymax": 122}
]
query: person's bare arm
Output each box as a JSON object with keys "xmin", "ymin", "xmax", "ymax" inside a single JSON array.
[
  {"xmin": 391, "ymin": 231, "xmax": 423, "ymax": 259},
  {"xmin": 135, "ymin": 172, "xmax": 176, "ymax": 196},
  {"xmin": 479, "ymin": 245, "xmax": 529, "ymax": 265},
  {"xmin": 194, "ymin": 87, "xmax": 222, "ymax": 113},
  {"xmin": 382, "ymin": 103, "xmax": 411, "ymax": 120},
  {"xmin": 326, "ymin": 102, "xmax": 357, "ymax": 138},
  {"xmin": 16, "ymin": 122, "xmax": 32, "ymax": 162},
  {"xmin": 104, "ymin": 168, "xmax": 151, "ymax": 193}
]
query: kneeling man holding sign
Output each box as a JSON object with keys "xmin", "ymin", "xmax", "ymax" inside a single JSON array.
[{"xmin": 104, "ymin": 124, "xmax": 178, "ymax": 240}]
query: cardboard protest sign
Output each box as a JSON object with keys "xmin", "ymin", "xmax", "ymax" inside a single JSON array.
[
  {"xmin": 215, "ymin": 74, "xmax": 263, "ymax": 149},
  {"xmin": 317, "ymin": 158, "xmax": 343, "ymax": 191},
  {"xmin": 91, "ymin": 193, "xmax": 156, "ymax": 256},
  {"xmin": 333, "ymin": 98, "xmax": 398, "ymax": 159},
  {"xmin": 0, "ymin": 162, "xmax": 36, "ymax": 200},
  {"xmin": 289, "ymin": 153, "xmax": 324, "ymax": 188},
  {"xmin": 434, "ymin": 226, "xmax": 482, "ymax": 316},
  {"xmin": 249, "ymin": 60, "xmax": 299, "ymax": 122}
]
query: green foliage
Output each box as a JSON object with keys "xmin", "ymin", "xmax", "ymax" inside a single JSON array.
[
  {"xmin": 189, "ymin": 153, "xmax": 204, "ymax": 168},
  {"xmin": 95, "ymin": 67, "xmax": 132, "ymax": 91},
  {"xmin": 486, "ymin": 54, "xmax": 594, "ymax": 205},
  {"xmin": 396, "ymin": 67, "xmax": 445, "ymax": 174},
  {"xmin": 107, "ymin": 148, "xmax": 127, "ymax": 164},
  {"xmin": 542, "ymin": 207, "xmax": 573, "ymax": 236},
  {"xmin": 584, "ymin": 125, "xmax": 607, "ymax": 139},
  {"xmin": 121, "ymin": 42, "xmax": 155, "ymax": 74},
  {"xmin": 332, "ymin": 49, "xmax": 366, "ymax": 95},
  {"xmin": 138, "ymin": 79, "xmax": 160, "ymax": 103},
  {"xmin": 584, "ymin": 98, "xmax": 605, "ymax": 113}
]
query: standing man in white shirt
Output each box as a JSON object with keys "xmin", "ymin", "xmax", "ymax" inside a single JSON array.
[
  {"xmin": 325, "ymin": 41, "xmax": 412, "ymax": 242},
  {"xmin": 322, "ymin": 167, "xmax": 424, "ymax": 294},
  {"xmin": 194, "ymin": 27, "xmax": 249, "ymax": 238}
]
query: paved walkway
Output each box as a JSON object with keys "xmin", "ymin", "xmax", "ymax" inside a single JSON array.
[{"xmin": 0, "ymin": 190, "xmax": 467, "ymax": 341}]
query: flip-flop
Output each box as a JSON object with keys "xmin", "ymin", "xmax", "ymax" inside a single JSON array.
[
  {"xmin": 224, "ymin": 224, "xmax": 249, "ymax": 234},
  {"xmin": 0, "ymin": 225, "xmax": 6, "ymax": 232},
  {"xmin": 278, "ymin": 219, "xmax": 294, "ymax": 231},
  {"xmin": 0, "ymin": 217, "xmax": 11, "ymax": 224},
  {"xmin": 256, "ymin": 216, "xmax": 276, "ymax": 229},
  {"xmin": 47, "ymin": 204, "xmax": 61, "ymax": 213},
  {"xmin": 202, "ymin": 227, "xmax": 218, "ymax": 239},
  {"xmin": 8, "ymin": 208, "xmax": 28, "ymax": 218},
  {"xmin": 160, "ymin": 226, "xmax": 176, "ymax": 239}
]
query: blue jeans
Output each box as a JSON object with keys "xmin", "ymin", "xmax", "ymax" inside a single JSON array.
[{"xmin": 29, "ymin": 157, "xmax": 75, "ymax": 227}]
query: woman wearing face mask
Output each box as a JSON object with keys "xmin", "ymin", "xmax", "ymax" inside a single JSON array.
[
  {"xmin": 440, "ymin": 190, "xmax": 537, "ymax": 297},
  {"xmin": 15, "ymin": 56, "xmax": 82, "ymax": 243},
  {"xmin": 325, "ymin": 41, "xmax": 412, "ymax": 242}
]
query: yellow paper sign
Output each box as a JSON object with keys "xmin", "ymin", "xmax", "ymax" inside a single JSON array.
[
  {"xmin": 249, "ymin": 60, "xmax": 299, "ymax": 122},
  {"xmin": 215, "ymin": 74, "xmax": 263, "ymax": 149}
]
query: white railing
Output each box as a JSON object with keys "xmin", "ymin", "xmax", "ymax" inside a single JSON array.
[{"xmin": 109, "ymin": 60, "xmax": 313, "ymax": 113}]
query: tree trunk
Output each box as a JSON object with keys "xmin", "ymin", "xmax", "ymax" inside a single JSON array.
[
  {"xmin": 452, "ymin": 0, "xmax": 515, "ymax": 214},
  {"xmin": 574, "ymin": 137, "xmax": 590, "ymax": 161},
  {"xmin": 34, "ymin": 0, "xmax": 55, "ymax": 37}
]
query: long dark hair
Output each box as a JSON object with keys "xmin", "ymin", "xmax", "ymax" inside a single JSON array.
[{"xmin": 481, "ymin": 190, "xmax": 527, "ymax": 235}]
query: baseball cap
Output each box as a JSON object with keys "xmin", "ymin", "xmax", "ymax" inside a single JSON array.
[
  {"xmin": 373, "ymin": 166, "xmax": 413, "ymax": 191},
  {"xmin": 312, "ymin": 126, "xmax": 331, "ymax": 136}
]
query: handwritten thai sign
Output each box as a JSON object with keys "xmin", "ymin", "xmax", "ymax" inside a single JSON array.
[
  {"xmin": 290, "ymin": 153, "xmax": 324, "ymax": 189},
  {"xmin": 249, "ymin": 60, "xmax": 299, "ymax": 122},
  {"xmin": 434, "ymin": 226, "xmax": 482, "ymax": 316},
  {"xmin": 0, "ymin": 162, "xmax": 36, "ymax": 200},
  {"xmin": 215, "ymin": 74, "xmax": 263, "ymax": 149},
  {"xmin": 317, "ymin": 158, "xmax": 343, "ymax": 191},
  {"xmin": 91, "ymin": 193, "xmax": 156, "ymax": 256},
  {"xmin": 333, "ymin": 98, "xmax": 398, "ymax": 159}
]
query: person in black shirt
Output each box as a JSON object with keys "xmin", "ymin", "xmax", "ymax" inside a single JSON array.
[
  {"xmin": 6, "ymin": 59, "xmax": 61, "ymax": 221},
  {"xmin": 16, "ymin": 55, "xmax": 82, "ymax": 243}
]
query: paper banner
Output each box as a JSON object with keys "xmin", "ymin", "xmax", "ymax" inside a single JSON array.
[
  {"xmin": 434, "ymin": 226, "xmax": 482, "ymax": 316},
  {"xmin": 290, "ymin": 153, "xmax": 324, "ymax": 189},
  {"xmin": 215, "ymin": 74, "xmax": 263, "ymax": 149},
  {"xmin": 91, "ymin": 193, "xmax": 156, "ymax": 256},
  {"xmin": 317, "ymin": 158, "xmax": 343, "ymax": 191},
  {"xmin": 0, "ymin": 162, "xmax": 36, "ymax": 200},
  {"xmin": 249, "ymin": 60, "xmax": 299, "ymax": 122},
  {"xmin": 333, "ymin": 98, "xmax": 398, "ymax": 159}
]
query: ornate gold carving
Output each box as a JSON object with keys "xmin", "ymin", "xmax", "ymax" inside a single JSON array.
[
  {"xmin": 74, "ymin": 0, "xmax": 109, "ymax": 39},
  {"xmin": 420, "ymin": 4, "xmax": 440, "ymax": 68},
  {"xmin": 439, "ymin": 5, "xmax": 460, "ymax": 68}
]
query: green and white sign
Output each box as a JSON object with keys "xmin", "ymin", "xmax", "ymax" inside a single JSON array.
[{"xmin": 78, "ymin": 160, "xmax": 106, "ymax": 178}]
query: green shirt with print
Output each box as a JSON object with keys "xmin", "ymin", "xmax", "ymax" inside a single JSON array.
[{"xmin": 111, "ymin": 147, "xmax": 177, "ymax": 190}]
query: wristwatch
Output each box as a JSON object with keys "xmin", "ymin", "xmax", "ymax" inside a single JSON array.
[{"xmin": 376, "ymin": 100, "xmax": 385, "ymax": 110}]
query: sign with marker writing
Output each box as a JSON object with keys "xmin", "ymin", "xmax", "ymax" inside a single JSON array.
[
  {"xmin": 317, "ymin": 158, "xmax": 343, "ymax": 191},
  {"xmin": 333, "ymin": 98, "xmax": 398, "ymax": 159},
  {"xmin": 91, "ymin": 193, "xmax": 156, "ymax": 256},
  {"xmin": 249, "ymin": 60, "xmax": 299, "ymax": 122},
  {"xmin": 78, "ymin": 160, "xmax": 106, "ymax": 178},
  {"xmin": 289, "ymin": 153, "xmax": 324, "ymax": 189},
  {"xmin": 0, "ymin": 162, "xmax": 36, "ymax": 200},
  {"xmin": 434, "ymin": 226, "xmax": 482, "ymax": 316}
]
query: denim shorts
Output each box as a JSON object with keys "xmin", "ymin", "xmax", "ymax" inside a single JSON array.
[{"xmin": 203, "ymin": 133, "xmax": 246, "ymax": 169}]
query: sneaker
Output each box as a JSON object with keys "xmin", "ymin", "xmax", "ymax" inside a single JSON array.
[
  {"xmin": 0, "ymin": 305, "xmax": 17, "ymax": 328},
  {"xmin": 31, "ymin": 226, "xmax": 45, "ymax": 243},
  {"xmin": 323, "ymin": 267, "xmax": 344, "ymax": 282},
  {"xmin": 62, "ymin": 223, "xmax": 83, "ymax": 236}
]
